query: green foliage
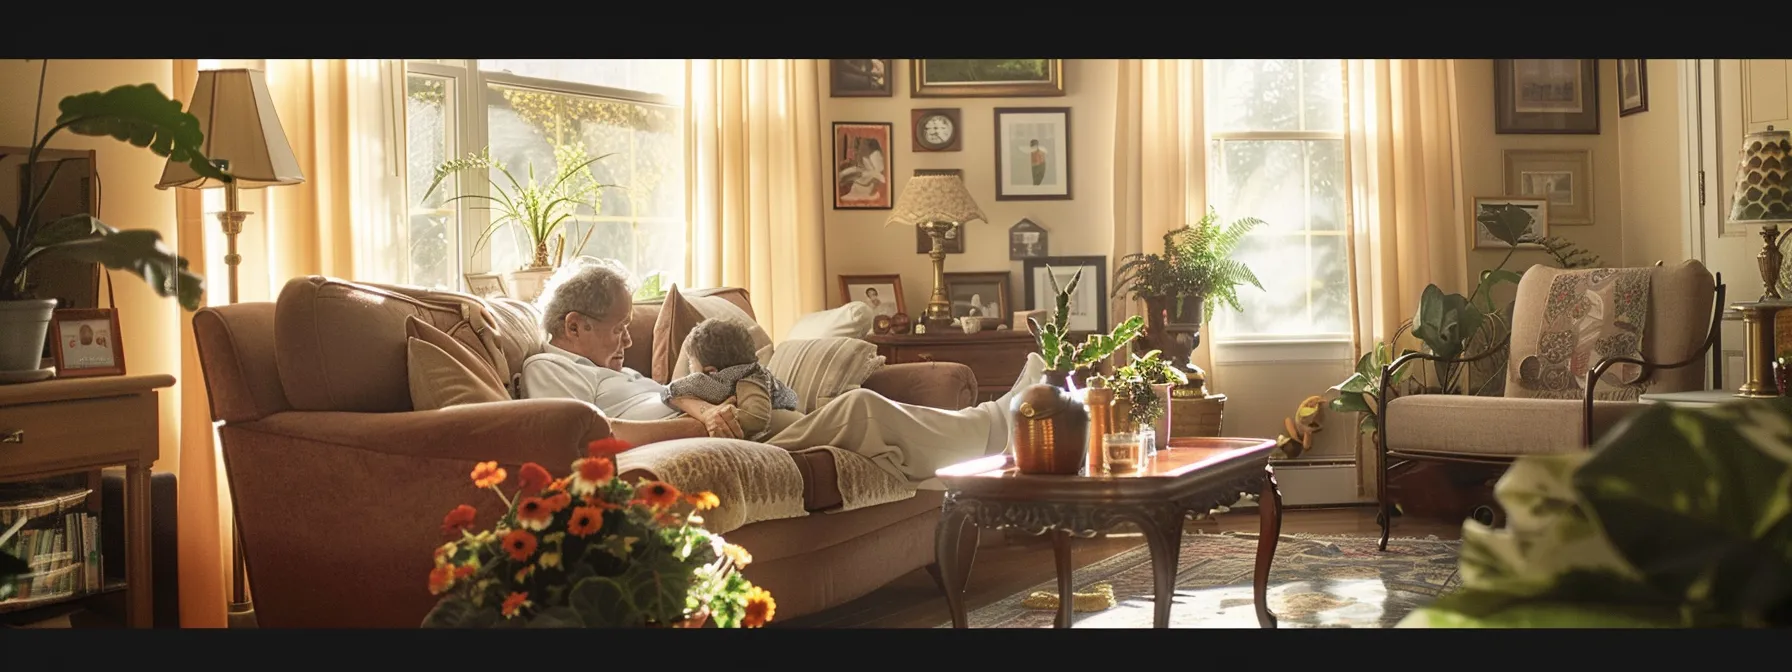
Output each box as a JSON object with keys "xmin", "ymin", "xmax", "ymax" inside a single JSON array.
[
  {"xmin": 3, "ymin": 67, "xmax": 219, "ymax": 310},
  {"xmin": 1026, "ymin": 265, "xmax": 1146, "ymax": 377},
  {"xmin": 1327, "ymin": 338, "xmax": 1418, "ymax": 437},
  {"xmin": 632, "ymin": 271, "xmax": 668, "ymax": 302},
  {"xmin": 423, "ymin": 143, "xmax": 618, "ymax": 268},
  {"xmin": 1399, "ymin": 398, "xmax": 1792, "ymax": 628},
  {"xmin": 920, "ymin": 59, "xmax": 1052, "ymax": 82},
  {"xmin": 1111, "ymin": 207, "xmax": 1264, "ymax": 314},
  {"xmin": 1099, "ymin": 349, "xmax": 1188, "ymax": 427},
  {"xmin": 1538, "ymin": 235, "xmax": 1601, "ymax": 269}
]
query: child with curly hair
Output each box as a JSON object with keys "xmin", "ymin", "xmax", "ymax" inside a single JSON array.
[{"xmin": 662, "ymin": 318, "xmax": 801, "ymax": 441}]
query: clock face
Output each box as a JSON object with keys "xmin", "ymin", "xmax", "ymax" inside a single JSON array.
[{"xmin": 922, "ymin": 115, "xmax": 954, "ymax": 144}]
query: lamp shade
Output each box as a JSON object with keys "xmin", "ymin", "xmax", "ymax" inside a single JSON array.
[
  {"xmin": 1729, "ymin": 125, "xmax": 1792, "ymax": 225},
  {"xmin": 157, "ymin": 68, "xmax": 304, "ymax": 190},
  {"xmin": 885, "ymin": 174, "xmax": 987, "ymax": 227}
]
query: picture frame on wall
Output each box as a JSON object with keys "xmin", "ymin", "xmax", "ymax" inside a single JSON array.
[
  {"xmin": 943, "ymin": 271, "xmax": 1011, "ymax": 329},
  {"xmin": 911, "ymin": 108, "xmax": 962, "ymax": 152},
  {"xmin": 833, "ymin": 122, "xmax": 894, "ymax": 209},
  {"xmin": 1023, "ymin": 256, "xmax": 1108, "ymax": 335},
  {"xmin": 1493, "ymin": 59, "xmax": 1600, "ymax": 134},
  {"xmin": 838, "ymin": 274, "xmax": 906, "ymax": 319},
  {"xmin": 829, "ymin": 60, "xmax": 893, "ymax": 97},
  {"xmin": 911, "ymin": 59, "xmax": 1064, "ymax": 98},
  {"xmin": 1472, "ymin": 197, "xmax": 1549, "ymax": 250},
  {"xmin": 1008, "ymin": 218, "xmax": 1049, "ymax": 260},
  {"xmin": 51, "ymin": 308, "xmax": 125, "ymax": 378},
  {"xmin": 1503, "ymin": 149, "xmax": 1594, "ymax": 225},
  {"xmin": 994, "ymin": 107, "xmax": 1072, "ymax": 201},
  {"xmin": 1618, "ymin": 59, "xmax": 1648, "ymax": 116}
]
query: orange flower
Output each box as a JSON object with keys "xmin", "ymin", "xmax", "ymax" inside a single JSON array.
[
  {"xmin": 501, "ymin": 592, "xmax": 532, "ymax": 618},
  {"xmin": 517, "ymin": 462, "xmax": 552, "ymax": 496},
  {"xmin": 566, "ymin": 506, "xmax": 604, "ymax": 537},
  {"xmin": 515, "ymin": 497, "xmax": 554, "ymax": 531},
  {"xmin": 545, "ymin": 492, "xmax": 573, "ymax": 513},
  {"xmin": 587, "ymin": 437, "xmax": 632, "ymax": 457},
  {"xmin": 570, "ymin": 457, "xmax": 615, "ymax": 496},
  {"xmin": 547, "ymin": 477, "xmax": 571, "ymax": 492},
  {"xmin": 634, "ymin": 481, "xmax": 681, "ymax": 509},
  {"xmin": 723, "ymin": 543, "xmax": 753, "ymax": 568},
  {"xmin": 428, "ymin": 565, "xmax": 455, "ymax": 595},
  {"xmin": 440, "ymin": 504, "xmax": 477, "ymax": 536},
  {"xmin": 502, "ymin": 529, "xmax": 538, "ymax": 562},
  {"xmin": 471, "ymin": 461, "xmax": 507, "ymax": 489},
  {"xmin": 453, "ymin": 564, "xmax": 476, "ymax": 579},
  {"xmin": 742, "ymin": 586, "xmax": 775, "ymax": 627},
  {"xmin": 684, "ymin": 491, "xmax": 720, "ymax": 511}
]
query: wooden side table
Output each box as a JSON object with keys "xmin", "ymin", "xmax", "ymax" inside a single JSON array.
[
  {"xmin": 866, "ymin": 330, "xmax": 1038, "ymax": 402},
  {"xmin": 0, "ymin": 374, "xmax": 173, "ymax": 628},
  {"xmin": 932, "ymin": 437, "xmax": 1282, "ymax": 629}
]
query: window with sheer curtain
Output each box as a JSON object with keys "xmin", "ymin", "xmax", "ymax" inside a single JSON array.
[
  {"xmin": 1203, "ymin": 59, "xmax": 1350, "ymax": 343},
  {"xmin": 402, "ymin": 59, "xmax": 687, "ymax": 291}
]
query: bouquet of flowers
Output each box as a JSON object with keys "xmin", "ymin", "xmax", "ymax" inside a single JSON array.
[{"xmin": 422, "ymin": 437, "xmax": 775, "ymax": 628}]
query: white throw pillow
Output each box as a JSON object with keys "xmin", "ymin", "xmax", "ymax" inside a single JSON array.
[
  {"xmin": 785, "ymin": 303, "xmax": 874, "ymax": 341},
  {"xmin": 764, "ymin": 337, "xmax": 885, "ymax": 413}
]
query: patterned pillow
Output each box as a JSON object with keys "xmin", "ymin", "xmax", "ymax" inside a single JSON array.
[{"xmin": 764, "ymin": 337, "xmax": 885, "ymax": 413}]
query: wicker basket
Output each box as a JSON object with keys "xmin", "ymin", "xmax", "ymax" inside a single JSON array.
[{"xmin": 1168, "ymin": 393, "xmax": 1226, "ymax": 438}]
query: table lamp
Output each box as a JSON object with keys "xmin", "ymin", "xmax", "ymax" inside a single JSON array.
[
  {"xmin": 885, "ymin": 174, "xmax": 987, "ymax": 330},
  {"xmin": 157, "ymin": 68, "xmax": 305, "ymax": 305},
  {"xmin": 1729, "ymin": 124, "xmax": 1792, "ymax": 300}
]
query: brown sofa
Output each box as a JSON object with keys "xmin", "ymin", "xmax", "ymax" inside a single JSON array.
[{"xmin": 192, "ymin": 276, "xmax": 977, "ymax": 628}]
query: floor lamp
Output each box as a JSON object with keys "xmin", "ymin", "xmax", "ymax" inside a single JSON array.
[{"xmin": 157, "ymin": 67, "xmax": 305, "ymax": 624}]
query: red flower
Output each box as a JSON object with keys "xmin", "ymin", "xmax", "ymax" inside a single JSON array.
[
  {"xmin": 634, "ymin": 481, "xmax": 681, "ymax": 509},
  {"xmin": 440, "ymin": 504, "xmax": 477, "ymax": 536},
  {"xmin": 501, "ymin": 592, "xmax": 532, "ymax": 618},
  {"xmin": 587, "ymin": 437, "xmax": 632, "ymax": 457},
  {"xmin": 517, "ymin": 462, "xmax": 552, "ymax": 496},
  {"xmin": 567, "ymin": 506, "xmax": 604, "ymax": 537},
  {"xmin": 502, "ymin": 529, "xmax": 538, "ymax": 562},
  {"xmin": 516, "ymin": 497, "xmax": 554, "ymax": 531}
]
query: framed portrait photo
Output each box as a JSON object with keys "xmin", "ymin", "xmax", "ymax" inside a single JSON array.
[
  {"xmin": 944, "ymin": 271, "xmax": 1012, "ymax": 329},
  {"xmin": 51, "ymin": 308, "xmax": 125, "ymax": 378},
  {"xmin": 829, "ymin": 59, "xmax": 893, "ymax": 98},
  {"xmin": 1023, "ymin": 256, "xmax": 1108, "ymax": 336},
  {"xmin": 1494, "ymin": 59, "xmax": 1600, "ymax": 134},
  {"xmin": 1503, "ymin": 149, "xmax": 1593, "ymax": 225},
  {"xmin": 1472, "ymin": 197, "xmax": 1549, "ymax": 250},
  {"xmin": 463, "ymin": 272, "xmax": 508, "ymax": 299},
  {"xmin": 910, "ymin": 59, "xmax": 1064, "ymax": 98},
  {"xmin": 1618, "ymin": 59, "xmax": 1648, "ymax": 116},
  {"xmin": 994, "ymin": 107, "xmax": 1072, "ymax": 201},
  {"xmin": 833, "ymin": 122, "xmax": 894, "ymax": 210},
  {"xmin": 838, "ymin": 274, "xmax": 906, "ymax": 319}
]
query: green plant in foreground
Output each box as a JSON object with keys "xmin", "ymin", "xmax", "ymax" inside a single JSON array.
[{"xmin": 1027, "ymin": 265, "xmax": 1144, "ymax": 377}]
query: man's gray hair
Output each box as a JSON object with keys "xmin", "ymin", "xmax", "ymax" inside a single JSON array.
[{"xmin": 536, "ymin": 257, "xmax": 635, "ymax": 338}]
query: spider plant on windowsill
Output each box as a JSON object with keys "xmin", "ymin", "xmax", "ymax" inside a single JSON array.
[{"xmin": 423, "ymin": 143, "xmax": 618, "ymax": 273}]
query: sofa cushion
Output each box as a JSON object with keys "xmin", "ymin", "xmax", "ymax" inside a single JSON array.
[
  {"xmin": 765, "ymin": 337, "xmax": 885, "ymax": 413},
  {"xmin": 406, "ymin": 316, "xmax": 508, "ymax": 410},
  {"xmin": 275, "ymin": 277, "xmax": 488, "ymax": 412},
  {"xmin": 785, "ymin": 303, "xmax": 874, "ymax": 340},
  {"xmin": 652, "ymin": 285, "xmax": 770, "ymax": 383}
]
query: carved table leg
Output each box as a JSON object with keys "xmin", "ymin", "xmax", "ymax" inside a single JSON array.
[
  {"xmin": 125, "ymin": 464, "xmax": 153, "ymax": 628},
  {"xmin": 1052, "ymin": 530, "xmax": 1074, "ymax": 628},
  {"xmin": 1135, "ymin": 508, "xmax": 1184, "ymax": 628},
  {"xmin": 934, "ymin": 504, "xmax": 975, "ymax": 628},
  {"xmin": 1254, "ymin": 468, "xmax": 1283, "ymax": 629}
]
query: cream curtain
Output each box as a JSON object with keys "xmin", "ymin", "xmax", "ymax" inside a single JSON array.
[
  {"xmin": 1110, "ymin": 59, "xmax": 1220, "ymax": 384},
  {"xmin": 173, "ymin": 58, "xmax": 402, "ymax": 627},
  {"xmin": 1342, "ymin": 59, "xmax": 1467, "ymax": 496},
  {"xmin": 683, "ymin": 59, "xmax": 827, "ymax": 340}
]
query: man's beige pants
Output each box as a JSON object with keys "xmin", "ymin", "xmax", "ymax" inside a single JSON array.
[{"xmin": 767, "ymin": 388, "xmax": 1010, "ymax": 485}]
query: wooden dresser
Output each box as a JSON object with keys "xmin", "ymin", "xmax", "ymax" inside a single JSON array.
[{"xmin": 867, "ymin": 330, "xmax": 1038, "ymax": 402}]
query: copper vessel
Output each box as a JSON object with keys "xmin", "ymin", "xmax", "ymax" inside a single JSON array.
[
  {"xmin": 1010, "ymin": 380, "xmax": 1090, "ymax": 475},
  {"xmin": 1082, "ymin": 379, "xmax": 1116, "ymax": 476}
]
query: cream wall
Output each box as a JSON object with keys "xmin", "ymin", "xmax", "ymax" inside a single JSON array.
[
  {"xmin": 1617, "ymin": 61, "xmax": 1687, "ymax": 268},
  {"xmin": 0, "ymin": 59, "xmax": 183, "ymax": 475}
]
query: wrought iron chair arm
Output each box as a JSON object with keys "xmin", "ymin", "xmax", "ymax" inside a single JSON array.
[{"xmin": 1581, "ymin": 276, "xmax": 1726, "ymax": 447}]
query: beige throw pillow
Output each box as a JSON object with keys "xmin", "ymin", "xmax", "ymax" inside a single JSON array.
[
  {"xmin": 765, "ymin": 337, "xmax": 885, "ymax": 413},
  {"xmin": 406, "ymin": 316, "xmax": 510, "ymax": 410}
]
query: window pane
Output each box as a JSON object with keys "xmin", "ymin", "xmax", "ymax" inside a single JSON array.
[
  {"xmin": 1308, "ymin": 234, "xmax": 1351, "ymax": 334},
  {"xmin": 1206, "ymin": 59, "xmax": 1301, "ymax": 133},
  {"xmin": 406, "ymin": 73, "xmax": 455, "ymax": 290},
  {"xmin": 1214, "ymin": 139, "xmax": 1306, "ymax": 235},
  {"xmin": 1300, "ymin": 59, "xmax": 1344, "ymax": 132},
  {"xmin": 1307, "ymin": 138, "xmax": 1346, "ymax": 232},
  {"xmin": 1209, "ymin": 234, "xmax": 1308, "ymax": 335},
  {"xmin": 479, "ymin": 59, "xmax": 683, "ymax": 103}
]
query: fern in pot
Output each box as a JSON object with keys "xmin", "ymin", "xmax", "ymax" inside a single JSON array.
[
  {"xmin": 0, "ymin": 64, "xmax": 219, "ymax": 374},
  {"xmin": 1111, "ymin": 207, "xmax": 1263, "ymax": 383}
]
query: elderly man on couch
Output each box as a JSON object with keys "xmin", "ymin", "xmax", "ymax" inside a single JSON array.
[{"xmin": 520, "ymin": 259, "xmax": 1046, "ymax": 485}]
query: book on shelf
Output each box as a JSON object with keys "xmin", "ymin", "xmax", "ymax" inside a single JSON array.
[{"xmin": 0, "ymin": 484, "xmax": 102, "ymax": 607}]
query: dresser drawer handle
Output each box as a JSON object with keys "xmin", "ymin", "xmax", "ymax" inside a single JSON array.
[{"xmin": 1, "ymin": 430, "xmax": 21, "ymax": 443}]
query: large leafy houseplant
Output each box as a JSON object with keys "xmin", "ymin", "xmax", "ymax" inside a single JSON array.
[
  {"xmin": 1026, "ymin": 265, "xmax": 1144, "ymax": 389},
  {"xmin": 1111, "ymin": 207, "xmax": 1264, "ymax": 319},
  {"xmin": 423, "ymin": 143, "xmax": 616, "ymax": 272},
  {"xmin": 1401, "ymin": 398, "xmax": 1792, "ymax": 628}
]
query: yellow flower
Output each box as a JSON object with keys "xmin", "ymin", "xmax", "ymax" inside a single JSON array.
[
  {"xmin": 723, "ymin": 543, "xmax": 753, "ymax": 569},
  {"xmin": 538, "ymin": 551, "xmax": 563, "ymax": 570}
]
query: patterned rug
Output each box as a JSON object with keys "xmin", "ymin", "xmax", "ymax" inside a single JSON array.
[{"xmin": 942, "ymin": 531, "xmax": 1461, "ymax": 629}]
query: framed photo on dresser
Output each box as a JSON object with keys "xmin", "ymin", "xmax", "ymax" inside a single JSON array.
[{"xmin": 1022, "ymin": 256, "xmax": 1107, "ymax": 335}]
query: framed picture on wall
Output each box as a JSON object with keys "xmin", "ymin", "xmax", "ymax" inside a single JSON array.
[
  {"xmin": 829, "ymin": 60, "xmax": 893, "ymax": 97},
  {"xmin": 994, "ymin": 107, "xmax": 1072, "ymax": 201},
  {"xmin": 838, "ymin": 274, "xmax": 906, "ymax": 319},
  {"xmin": 911, "ymin": 59, "xmax": 1064, "ymax": 98},
  {"xmin": 833, "ymin": 122, "xmax": 894, "ymax": 209},
  {"xmin": 943, "ymin": 271, "xmax": 1011, "ymax": 329},
  {"xmin": 1472, "ymin": 197, "xmax": 1549, "ymax": 250},
  {"xmin": 1503, "ymin": 149, "xmax": 1593, "ymax": 225},
  {"xmin": 1493, "ymin": 59, "xmax": 1600, "ymax": 134},
  {"xmin": 1618, "ymin": 59, "xmax": 1648, "ymax": 116},
  {"xmin": 1023, "ymin": 256, "xmax": 1107, "ymax": 335},
  {"xmin": 1008, "ymin": 218, "xmax": 1049, "ymax": 260}
]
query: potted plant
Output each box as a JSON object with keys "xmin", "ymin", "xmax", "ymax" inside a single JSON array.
[
  {"xmin": 422, "ymin": 438, "xmax": 776, "ymax": 628},
  {"xmin": 1026, "ymin": 265, "xmax": 1144, "ymax": 391},
  {"xmin": 1012, "ymin": 266, "xmax": 1144, "ymax": 475},
  {"xmin": 1111, "ymin": 207, "xmax": 1263, "ymax": 380},
  {"xmin": 423, "ymin": 142, "xmax": 616, "ymax": 302},
  {"xmin": 0, "ymin": 73, "xmax": 219, "ymax": 374},
  {"xmin": 1096, "ymin": 348, "xmax": 1186, "ymax": 439}
]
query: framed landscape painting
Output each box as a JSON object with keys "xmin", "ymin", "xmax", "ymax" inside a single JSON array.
[
  {"xmin": 1503, "ymin": 149, "xmax": 1593, "ymax": 225},
  {"xmin": 1494, "ymin": 59, "xmax": 1600, "ymax": 134},
  {"xmin": 911, "ymin": 59, "xmax": 1064, "ymax": 98},
  {"xmin": 994, "ymin": 107, "xmax": 1072, "ymax": 201}
]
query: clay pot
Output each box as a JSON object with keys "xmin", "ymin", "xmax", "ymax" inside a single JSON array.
[{"xmin": 1011, "ymin": 377, "xmax": 1090, "ymax": 475}]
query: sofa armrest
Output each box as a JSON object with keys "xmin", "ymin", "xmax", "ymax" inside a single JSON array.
[
  {"xmin": 233, "ymin": 398, "xmax": 611, "ymax": 465},
  {"xmin": 862, "ymin": 362, "xmax": 976, "ymax": 409}
]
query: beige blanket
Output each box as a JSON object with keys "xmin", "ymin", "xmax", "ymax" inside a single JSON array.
[{"xmin": 615, "ymin": 438, "xmax": 915, "ymax": 535}]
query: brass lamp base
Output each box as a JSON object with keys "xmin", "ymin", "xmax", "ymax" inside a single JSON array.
[
  {"xmin": 1758, "ymin": 223, "xmax": 1785, "ymax": 301},
  {"xmin": 920, "ymin": 220, "xmax": 960, "ymax": 330}
]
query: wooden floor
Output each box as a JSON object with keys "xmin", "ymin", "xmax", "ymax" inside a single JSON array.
[{"xmin": 777, "ymin": 504, "xmax": 1462, "ymax": 629}]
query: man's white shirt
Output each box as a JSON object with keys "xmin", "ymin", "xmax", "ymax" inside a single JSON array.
[{"xmin": 519, "ymin": 343, "xmax": 681, "ymax": 420}]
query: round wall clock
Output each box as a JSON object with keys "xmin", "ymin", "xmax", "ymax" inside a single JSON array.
[{"xmin": 911, "ymin": 108, "xmax": 961, "ymax": 152}]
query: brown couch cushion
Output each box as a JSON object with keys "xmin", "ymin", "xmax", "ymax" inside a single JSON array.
[
  {"xmin": 406, "ymin": 316, "xmax": 508, "ymax": 410},
  {"xmin": 275, "ymin": 277, "xmax": 488, "ymax": 412},
  {"xmin": 648, "ymin": 286, "xmax": 765, "ymax": 383}
]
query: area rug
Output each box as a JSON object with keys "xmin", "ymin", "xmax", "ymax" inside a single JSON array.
[{"xmin": 942, "ymin": 532, "xmax": 1461, "ymax": 629}]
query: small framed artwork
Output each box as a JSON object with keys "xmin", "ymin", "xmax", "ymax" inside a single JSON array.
[
  {"xmin": 911, "ymin": 59, "xmax": 1064, "ymax": 98},
  {"xmin": 838, "ymin": 274, "xmax": 906, "ymax": 319},
  {"xmin": 944, "ymin": 271, "xmax": 1012, "ymax": 329},
  {"xmin": 912, "ymin": 169, "xmax": 966, "ymax": 254},
  {"xmin": 51, "ymin": 308, "xmax": 124, "ymax": 378},
  {"xmin": 829, "ymin": 60, "xmax": 892, "ymax": 98},
  {"xmin": 463, "ymin": 272, "xmax": 508, "ymax": 299},
  {"xmin": 1618, "ymin": 59, "xmax": 1648, "ymax": 117},
  {"xmin": 994, "ymin": 107, "xmax": 1072, "ymax": 201},
  {"xmin": 1503, "ymin": 149, "xmax": 1594, "ymax": 225},
  {"xmin": 911, "ymin": 108, "xmax": 962, "ymax": 152},
  {"xmin": 1008, "ymin": 218, "xmax": 1049, "ymax": 260},
  {"xmin": 833, "ymin": 122, "xmax": 894, "ymax": 210},
  {"xmin": 1023, "ymin": 256, "xmax": 1108, "ymax": 335},
  {"xmin": 1472, "ymin": 197, "xmax": 1549, "ymax": 250},
  {"xmin": 1494, "ymin": 59, "xmax": 1600, "ymax": 134}
]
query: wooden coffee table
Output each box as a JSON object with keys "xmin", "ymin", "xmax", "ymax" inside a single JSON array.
[{"xmin": 931, "ymin": 436, "xmax": 1282, "ymax": 629}]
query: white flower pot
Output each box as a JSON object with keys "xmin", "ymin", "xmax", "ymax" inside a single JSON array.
[{"xmin": 0, "ymin": 299, "xmax": 57, "ymax": 372}]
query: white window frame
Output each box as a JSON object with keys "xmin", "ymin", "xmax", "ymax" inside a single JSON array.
[
  {"xmin": 401, "ymin": 59, "xmax": 683, "ymax": 285},
  {"xmin": 1202, "ymin": 59, "xmax": 1353, "ymax": 364}
]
